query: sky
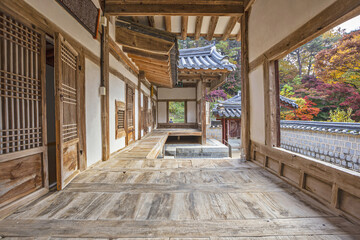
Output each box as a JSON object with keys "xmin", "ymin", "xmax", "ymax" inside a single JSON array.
[{"xmin": 336, "ymin": 15, "xmax": 360, "ymax": 32}]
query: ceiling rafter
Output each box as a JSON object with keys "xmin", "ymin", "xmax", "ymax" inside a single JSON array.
[
  {"xmin": 194, "ymin": 16, "xmax": 203, "ymax": 40},
  {"xmin": 181, "ymin": 16, "xmax": 188, "ymax": 40},
  {"xmin": 222, "ymin": 16, "xmax": 240, "ymax": 40},
  {"xmin": 164, "ymin": 16, "xmax": 172, "ymax": 32},
  {"xmin": 206, "ymin": 16, "xmax": 219, "ymax": 41}
]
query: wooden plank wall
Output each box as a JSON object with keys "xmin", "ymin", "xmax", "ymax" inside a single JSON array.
[{"xmin": 251, "ymin": 141, "xmax": 360, "ymax": 223}]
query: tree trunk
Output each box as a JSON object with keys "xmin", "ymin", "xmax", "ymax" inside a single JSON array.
[{"xmin": 295, "ymin": 49, "xmax": 302, "ymax": 77}]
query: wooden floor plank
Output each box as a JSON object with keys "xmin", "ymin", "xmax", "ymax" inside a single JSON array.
[{"xmin": 0, "ymin": 130, "xmax": 359, "ymax": 238}]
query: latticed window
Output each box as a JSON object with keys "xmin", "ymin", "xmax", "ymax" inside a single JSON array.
[
  {"xmin": 0, "ymin": 12, "xmax": 43, "ymax": 154},
  {"xmin": 127, "ymin": 86, "xmax": 133, "ymax": 128},
  {"xmin": 115, "ymin": 100, "xmax": 125, "ymax": 139}
]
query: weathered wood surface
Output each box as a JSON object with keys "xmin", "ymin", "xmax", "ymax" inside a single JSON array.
[{"xmin": 0, "ymin": 133, "xmax": 359, "ymax": 238}]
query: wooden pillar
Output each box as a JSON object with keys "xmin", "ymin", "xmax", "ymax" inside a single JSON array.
[
  {"xmin": 221, "ymin": 118, "xmax": 225, "ymax": 144},
  {"xmin": 201, "ymin": 80, "xmax": 206, "ymax": 145},
  {"xmin": 101, "ymin": 20, "xmax": 110, "ymax": 161},
  {"xmin": 225, "ymin": 119, "xmax": 229, "ymax": 144},
  {"xmin": 138, "ymin": 71, "xmax": 144, "ymax": 140},
  {"xmin": 240, "ymin": 10, "xmax": 251, "ymax": 160}
]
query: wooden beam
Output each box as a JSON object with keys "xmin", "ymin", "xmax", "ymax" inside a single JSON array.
[
  {"xmin": 123, "ymin": 47, "xmax": 169, "ymax": 62},
  {"xmin": 109, "ymin": 39, "xmax": 139, "ymax": 74},
  {"xmin": 236, "ymin": 27, "xmax": 241, "ymax": 41},
  {"xmin": 148, "ymin": 16, "xmax": 155, "ymax": 27},
  {"xmin": 181, "ymin": 16, "xmax": 188, "ymax": 40},
  {"xmin": 222, "ymin": 16, "xmax": 239, "ymax": 40},
  {"xmin": 244, "ymin": 0, "xmax": 256, "ymax": 11},
  {"xmin": 206, "ymin": 16, "xmax": 219, "ymax": 41},
  {"xmin": 164, "ymin": 16, "xmax": 172, "ymax": 32},
  {"xmin": 136, "ymin": 64, "xmax": 171, "ymax": 73},
  {"xmin": 178, "ymin": 68, "xmax": 229, "ymax": 73},
  {"xmin": 116, "ymin": 27, "xmax": 174, "ymax": 55},
  {"xmin": 129, "ymin": 54, "xmax": 170, "ymax": 66},
  {"xmin": 105, "ymin": 2, "xmax": 244, "ymax": 16},
  {"xmin": 194, "ymin": 16, "xmax": 203, "ymax": 40},
  {"xmin": 249, "ymin": 0, "xmax": 360, "ymax": 71},
  {"xmin": 241, "ymin": 11, "xmax": 250, "ymax": 161},
  {"xmin": 132, "ymin": 16, "xmax": 140, "ymax": 23}
]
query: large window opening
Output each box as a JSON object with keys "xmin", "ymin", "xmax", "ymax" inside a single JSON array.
[
  {"xmin": 277, "ymin": 15, "xmax": 360, "ymax": 172},
  {"xmin": 168, "ymin": 101, "xmax": 185, "ymax": 123}
]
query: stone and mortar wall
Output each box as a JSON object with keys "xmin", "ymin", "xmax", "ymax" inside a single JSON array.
[{"xmin": 281, "ymin": 129, "xmax": 360, "ymax": 172}]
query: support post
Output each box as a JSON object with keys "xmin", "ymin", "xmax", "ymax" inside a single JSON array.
[
  {"xmin": 138, "ymin": 71, "xmax": 144, "ymax": 140},
  {"xmin": 201, "ymin": 79, "xmax": 206, "ymax": 145},
  {"xmin": 240, "ymin": 10, "xmax": 251, "ymax": 160},
  {"xmin": 101, "ymin": 20, "xmax": 110, "ymax": 161},
  {"xmin": 221, "ymin": 118, "xmax": 225, "ymax": 144}
]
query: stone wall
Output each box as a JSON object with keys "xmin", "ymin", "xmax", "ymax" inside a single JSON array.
[
  {"xmin": 207, "ymin": 126, "xmax": 222, "ymax": 142},
  {"xmin": 281, "ymin": 129, "xmax": 360, "ymax": 172}
]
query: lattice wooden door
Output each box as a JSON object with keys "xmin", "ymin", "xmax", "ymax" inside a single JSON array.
[
  {"xmin": 126, "ymin": 85, "xmax": 135, "ymax": 145},
  {"xmin": 54, "ymin": 33, "xmax": 80, "ymax": 190},
  {"xmin": 0, "ymin": 12, "xmax": 48, "ymax": 211}
]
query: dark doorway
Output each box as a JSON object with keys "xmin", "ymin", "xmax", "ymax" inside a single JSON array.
[{"xmin": 45, "ymin": 36, "xmax": 56, "ymax": 189}]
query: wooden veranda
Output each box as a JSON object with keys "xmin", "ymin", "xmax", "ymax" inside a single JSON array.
[
  {"xmin": 1, "ymin": 0, "xmax": 360, "ymax": 238},
  {"xmin": 0, "ymin": 130, "xmax": 359, "ymax": 238}
]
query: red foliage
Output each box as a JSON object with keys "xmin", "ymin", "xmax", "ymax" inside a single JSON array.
[
  {"xmin": 293, "ymin": 75, "xmax": 360, "ymax": 121},
  {"xmin": 285, "ymin": 97, "xmax": 320, "ymax": 121}
]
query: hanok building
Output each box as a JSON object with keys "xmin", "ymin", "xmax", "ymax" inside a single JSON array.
[
  {"xmin": 0, "ymin": 0, "xmax": 360, "ymax": 238},
  {"xmin": 156, "ymin": 44, "xmax": 236, "ymax": 144},
  {"xmin": 213, "ymin": 91, "xmax": 298, "ymax": 144}
]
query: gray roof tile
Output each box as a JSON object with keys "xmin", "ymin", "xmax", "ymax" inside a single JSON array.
[{"xmin": 179, "ymin": 44, "xmax": 236, "ymax": 71}]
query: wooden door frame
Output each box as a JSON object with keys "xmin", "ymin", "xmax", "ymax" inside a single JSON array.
[
  {"xmin": 125, "ymin": 84, "xmax": 135, "ymax": 145},
  {"xmin": 54, "ymin": 32, "xmax": 83, "ymax": 190}
]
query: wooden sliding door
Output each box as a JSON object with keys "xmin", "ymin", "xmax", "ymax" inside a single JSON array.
[
  {"xmin": 126, "ymin": 85, "xmax": 135, "ymax": 145},
  {"xmin": 54, "ymin": 33, "xmax": 80, "ymax": 190},
  {"xmin": 0, "ymin": 12, "xmax": 48, "ymax": 213}
]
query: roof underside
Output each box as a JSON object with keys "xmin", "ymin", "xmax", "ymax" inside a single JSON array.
[
  {"xmin": 103, "ymin": 0, "xmax": 245, "ymax": 41},
  {"xmin": 105, "ymin": 0, "xmax": 247, "ymax": 88}
]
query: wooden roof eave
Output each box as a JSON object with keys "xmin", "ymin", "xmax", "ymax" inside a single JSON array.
[{"xmin": 115, "ymin": 19, "xmax": 178, "ymax": 88}]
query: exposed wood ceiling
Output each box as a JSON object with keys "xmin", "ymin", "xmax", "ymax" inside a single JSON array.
[
  {"xmin": 106, "ymin": 0, "xmax": 252, "ymax": 88},
  {"xmin": 104, "ymin": 0, "xmax": 244, "ymax": 16},
  {"xmin": 117, "ymin": 15, "xmax": 242, "ymax": 41},
  {"xmin": 116, "ymin": 19, "xmax": 178, "ymax": 88},
  {"xmin": 103, "ymin": 0, "xmax": 245, "ymax": 41}
]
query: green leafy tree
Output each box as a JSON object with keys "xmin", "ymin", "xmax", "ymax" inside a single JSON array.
[{"xmin": 328, "ymin": 108, "xmax": 355, "ymax": 122}]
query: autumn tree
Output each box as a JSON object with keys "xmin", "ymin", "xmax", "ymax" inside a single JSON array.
[{"xmin": 314, "ymin": 29, "xmax": 360, "ymax": 89}]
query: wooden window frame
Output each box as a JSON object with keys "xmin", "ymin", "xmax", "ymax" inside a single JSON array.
[{"xmin": 115, "ymin": 100, "xmax": 126, "ymax": 139}]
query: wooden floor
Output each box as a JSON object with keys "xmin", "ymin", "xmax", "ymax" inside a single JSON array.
[{"xmin": 0, "ymin": 133, "xmax": 360, "ymax": 239}]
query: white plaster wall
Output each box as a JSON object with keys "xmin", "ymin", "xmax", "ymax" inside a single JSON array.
[
  {"xmin": 109, "ymin": 54, "xmax": 138, "ymax": 85},
  {"xmin": 158, "ymin": 102, "xmax": 167, "ymax": 123},
  {"xmin": 141, "ymin": 83, "xmax": 151, "ymax": 96},
  {"xmin": 25, "ymin": 0, "xmax": 101, "ymax": 57},
  {"xmin": 197, "ymin": 82, "xmax": 202, "ymax": 101},
  {"xmin": 249, "ymin": 66, "xmax": 265, "ymax": 144},
  {"xmin": 187, "ymin": 101, "xmax": 196, "ymax": 123},
  {"xmin": 158, "ymin": 88, "xmax": 196, "ymax": 100},
  {"xmin": 109, "ymin": 73, "xmax": 126, "ymax": 154},
  {"xmin": 135, "ymin": 89, "xmax": 139, "ymax": 140},
  {"xmin": 249, "ymin": 0, "xmax": 336, "ymax": 62},
  {"xmin": 85, "ymin": 58, "xmax": 102, "ymax": 167}
]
